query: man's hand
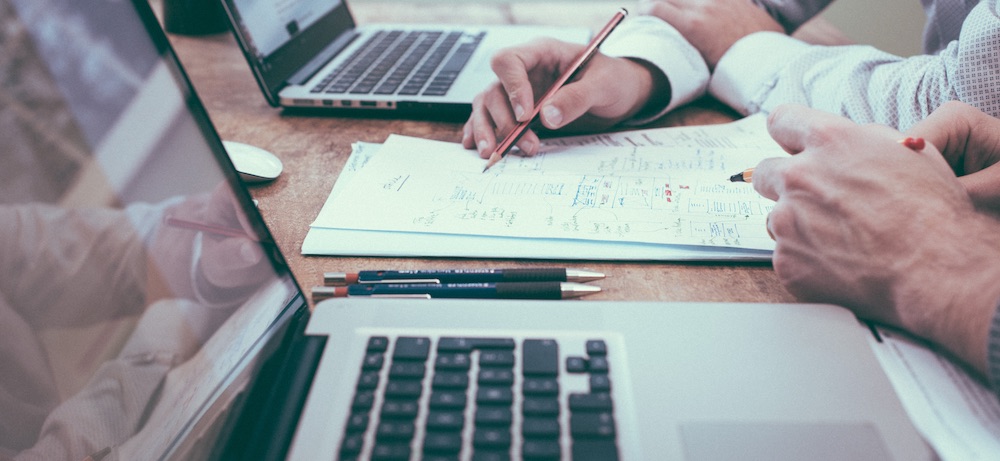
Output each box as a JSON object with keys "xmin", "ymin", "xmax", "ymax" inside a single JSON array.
[
  {"xmin": 463, "ymin": 38, "xmax": 665, "ymax": 158},
  {"xmin": 907, "ymin": 100, "xmax": 1000, "ymax": 216},
  {"xmin": 638, "ymin": 0, "xmax": 782, "ymax": 70},
  {"xmin": 753, "ymin": 104, "xmax": 1000, "ymax": 377}
]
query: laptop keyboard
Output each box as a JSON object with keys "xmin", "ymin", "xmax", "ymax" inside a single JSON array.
[
  {"xmin": 339, "ymin": 336, "xmax": 620, "ymax": 460},
  {"xmin": 311, "ymin": 30, "xmax": 484, "ymax": 98}
]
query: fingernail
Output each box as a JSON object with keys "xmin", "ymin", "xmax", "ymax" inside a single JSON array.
[
  {"xmin": 514, "ymin": 104, "xmax": 525, "ymax": 120},
  {"xmin": 477, "ymin": 140, "xmax": 490, "ymax": 155},
  {"xmin": 525, "ymin": 139, "xmax": 539, "ymax": 156},
  {"xmin": 542, "ymin": 105, "xmax": 562, "ymax": 127}
]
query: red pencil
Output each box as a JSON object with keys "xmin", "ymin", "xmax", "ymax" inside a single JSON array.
[
  {"xmin": 482, "ymin": 8, "xmax": 629, "ymax": 172},
  {"xmin": 164, "ymin": 216, "xmax": 255, "ymax": 240}
]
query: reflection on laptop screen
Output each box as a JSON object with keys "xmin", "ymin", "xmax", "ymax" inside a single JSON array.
[
  {"xmin": 0, "ymin": 0, "xmax": 300, "ymax": 460},
  {"xmin": 231, "ymin": 0, "xmax": 342, "ymax": 58}
]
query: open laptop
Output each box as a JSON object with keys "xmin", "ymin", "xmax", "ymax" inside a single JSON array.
[
  {"xmin": 218, "ymin": 0, "xmax": 590, "ymax": 117},
  {"xmin": 1, "ymin": 0, "xmax": 935, "ymax": 460}
]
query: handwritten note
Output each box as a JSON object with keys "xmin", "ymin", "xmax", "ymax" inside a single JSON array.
[{"xmin": 311, "ymin": 116, "xmax": 783, "ymax": 251}]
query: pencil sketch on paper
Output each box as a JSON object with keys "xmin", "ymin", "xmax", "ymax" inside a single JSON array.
[{"xmin": 313, "ymin": 120, "xmax": 784, "ymax": 251}]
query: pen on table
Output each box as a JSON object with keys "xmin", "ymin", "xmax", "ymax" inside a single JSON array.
[
  {"xmin": 482, "ymin": 8, "xmax": 629, "ymax": 173},
  {"xmin": 324, "ymin": 268, "xmax": 605, "ymax": 285},
  {"xmin": 311, "ymin": 281, "xmax": 601, "ymax": 301},
  {"xmin": 164, "ymin": 216, "xmax": 255, "ymax": 240}
]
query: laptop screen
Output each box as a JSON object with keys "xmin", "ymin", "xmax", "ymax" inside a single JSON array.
[
  {"xmin": 222, "ymin": 0, "xmax": 357, "ymax": 105},
  {"xmin": 229, "ymin": 0, "xmax": 343, "ymax": 58},
  {"xmin": 0, "ymin": 0, "xmax": 303, "ymax": 460}
]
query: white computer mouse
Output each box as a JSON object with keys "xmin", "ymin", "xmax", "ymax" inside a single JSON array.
[{"xmin": 222, "ymin": 141, "xmax": 283, "ymax": 183}]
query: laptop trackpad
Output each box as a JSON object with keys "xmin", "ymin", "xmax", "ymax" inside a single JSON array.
[{"xmin": 680, "ymin": 422, "xmax": 892, "ymax": 461}]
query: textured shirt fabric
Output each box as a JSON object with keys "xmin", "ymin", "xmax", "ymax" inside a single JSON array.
[
  {"xmin": 608, "ymin": 0, "xmax": 991, "ymax": 131},
  {"xmin": 712, "ymin": 0, "xmax": 992, "ymax": 130}
]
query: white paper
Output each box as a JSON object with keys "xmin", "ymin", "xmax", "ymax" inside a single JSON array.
[
  {"xmin": 869, "ymin": 327, "xmax": 1000, "ymax": 460},
  {"xmin": 302, "ymin": 117, "xmax": 784, "ymax": 260}
]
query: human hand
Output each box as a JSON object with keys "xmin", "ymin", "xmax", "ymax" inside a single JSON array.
[
  {"xmin": 753, "ymin": 104, "xmax": 1000, "ymax": 376},
  {"xmin": 151, "ymin": 184, "xmax": 274, "ymax": 306},
  {"xmin": 906, "ymin": 101, "xmax": 1000, "ymax": 216},
  {"xmin": 462, "ymin": 38, "xmax": 666, "ymax": 157},
  {"xmin": 638, "ymin": 0, "xmax": 782, "ymax": 70}
]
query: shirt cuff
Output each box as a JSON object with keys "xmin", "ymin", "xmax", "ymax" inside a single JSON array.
[
  {"xmin": 709, "ymin": 31, "xmax": 812, "ymax": 115},
  {"xmin": 599, "ymin": 15, "xmax": 709, "ymax": 124},
  {"xmin": 987, "ymin": 297, "xmax": 1000, "ymax": 393}
]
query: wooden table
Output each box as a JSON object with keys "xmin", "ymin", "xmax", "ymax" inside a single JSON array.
[{"xmin": 163, "ymin": 1, "xmax": 838, "ymax": 306}]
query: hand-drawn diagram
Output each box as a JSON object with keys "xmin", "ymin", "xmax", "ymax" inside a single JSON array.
[{"xmin": 315, "ymin": 116, "xmax": 783, "ymax": 251}]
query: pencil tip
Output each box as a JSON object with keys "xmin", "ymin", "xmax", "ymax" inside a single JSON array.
[{"xmin": 729, "ymin": 173, "xmax": 744, "ymax": 182}]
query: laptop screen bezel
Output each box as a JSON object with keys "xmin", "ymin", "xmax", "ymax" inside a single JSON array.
[
  {"xmin": 129, "ymin": 0, "xmax": 313, "ymax": 458},
  {"xmin": 219, "ymin": 0, "xmax": 356, "ymax": 106}
]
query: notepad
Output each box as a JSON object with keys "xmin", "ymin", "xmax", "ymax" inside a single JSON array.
[{"xmin": 304, "ymin": 115, "xmax": 784, "ymax": 260}]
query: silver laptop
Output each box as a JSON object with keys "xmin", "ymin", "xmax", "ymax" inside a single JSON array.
[
  {"xmin": 1, "ymin": 0, "xmax": 933, "ymax": 460},
  {"xmin": 218, "ymin": 0, "xmax": 589, "ymax": 117}
]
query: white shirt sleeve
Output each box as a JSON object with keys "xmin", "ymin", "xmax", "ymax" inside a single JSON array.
[
  {"xmin": 599, "ymin": 15, "xmax": 709, "ymax": 124},
  {"xmin": 709, "ymin": 0, "xmax": 1000, "ymax": 131}
]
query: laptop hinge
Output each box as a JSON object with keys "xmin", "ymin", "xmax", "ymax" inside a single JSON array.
[
  {"xmin": 287, "ymin": 31, "xmax": 360, "ymax": 86},
  {"xmin": 218, "ymin": 310, "xmax": 327, "ymax": 460}
]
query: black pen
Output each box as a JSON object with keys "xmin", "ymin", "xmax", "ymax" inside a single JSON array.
[
  {"xmin": 324, "ymin": 268, "xmax": 605, "ymax": 286},
  {"xmin": 311, "ymin": 282, "xmax": 600, "ymax": 301}
]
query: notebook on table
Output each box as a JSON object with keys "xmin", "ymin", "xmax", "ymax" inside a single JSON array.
[
  {"xmin": 218, "ymin": 0, "xmax": 590, "ymax": 117},
  {"xmin": 0, "ymin": 0, "xmax": 933, "ymax": 460}
]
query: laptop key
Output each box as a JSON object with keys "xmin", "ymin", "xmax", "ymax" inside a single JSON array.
[
  {"xmin": 376, "ymin": 420, "xmax": 415, "ymax": 440},
  {"xmin": 522, "ymin": 417, "xmax": 560, "ymax": 438},
  {"xmin": 357, "ymin": 370, "xmax": 380, "ymax": 389},
  {"xmin": 435, "ymin": 352, "xmax": 471, "ymax": 370},
  {"xmin": 589, "ymin": 374, "xmax": 612, "ymax": 392},
  {"xmin": 371, "ymin": 442, "xmax": 411, "ymax": 460},
  {"xmin": 426, "ymin": 410, "xmax": 465, "ymax": 430},
  {"xmin": 393, "ymin": 336, "xmax": 430, "ymax": 361},
  {"xmin": 346, "ymin": 412, "xmax": 370, "ymax": 432},
  {"xmin": 475, "ymin": 406, "xmax": 513, "ymax": 426},
  {"xmin": 389, "ymin": 361, "xmax": 426, "ymax": 379},
  {"xmin": 479, "ymin": 350, "xmax": 515, "ymax": 367},
  {"xmin": 473, "ymin": 427, "xmax": 512, "ymax": 449},
  {"xmin": 432, "ymin": 371, "xmax": 470, "ymax": 389},
  {"xmin": 522, "ymin": 438, "xmax": 561, "ymax": 459},
  {"xmin": 522, "ymin": 377, "xmax": 558, "ymax": 396},
  {"xmin": 570, "ymin": 411, "xmax": 616, "ymax": 437},
  {"xmin": 423, "ymin": 431, "xmax": 462, "ymax": 453},
  {"xmin": 571, "ymin": 438, "xmax": 619, "ymax": 461},
  {"xmin": 368, "ymin": 336, "xmax": 390, "ymax": 352},
  {"xmin": 429, "ymin": 390, "xmax": 467, "ymax": 409},
  {"xmin": 522, "ymin": 339, "xmax": 558, "ymax": 376},
  {"xmin": 568, "ymin": 393, "xmax": 613, "ymax": 412},
  {"xmin": 340, "ymin": 432, "xmax": 365, "ymax": 455},
  {"xmin": 472, "ymin": 451, "xmax": 510, "ymax": 461},
  {"xmin": 478, "ymin": 368, "xmax": 514, "ymax": 385},
  {"xmin": 385, "ymin": 380, "xmax": 423, "ymax": 399},
  {"xmin": 477, "ymin": 386, "xmax": 513, "ymax": 406},
  {"xmin": 522, "ymin": 397, "xmax": 559, "ymax": 416},
  {"xmin": 585, "ymin": 339, "xmax": 607, "ymax": 356},
  {"xmin": 380, "ymin": 400, "xmax": 419, "ymax": 419}
]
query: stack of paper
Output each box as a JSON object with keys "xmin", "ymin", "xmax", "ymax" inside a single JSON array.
[{"xmin": 303, "ymin": 114, "xmax": 785, "ymax": 260}]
